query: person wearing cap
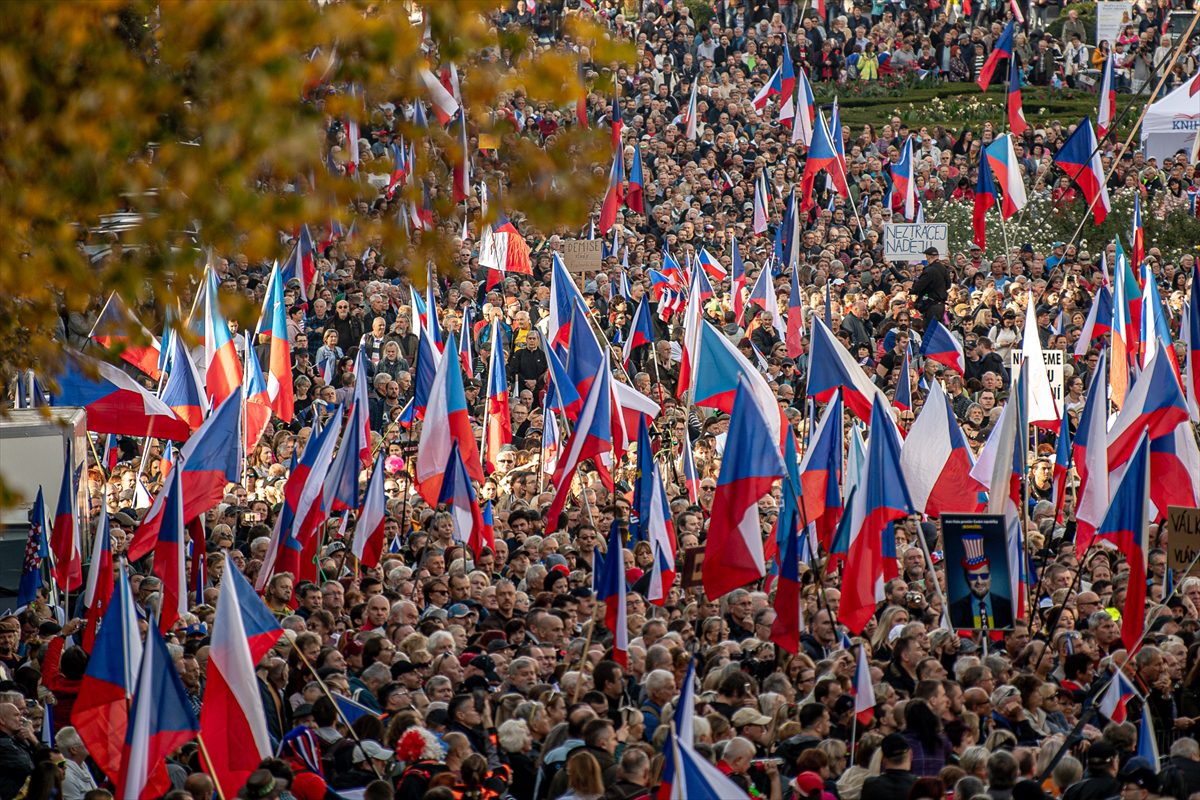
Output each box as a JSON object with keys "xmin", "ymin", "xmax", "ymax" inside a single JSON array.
[
  {"xmin": 861, "ymin": 733, "xmax": 918, "ymax": 800},
  {"xmin": 1062, "ymin": 740, "xmax": 1121, "ymax": 800},
  {"xmin": 732, "ymin": 707, "xmax": 774, "ymax": 755},
  {"xmin": 910, "ymin": 246, "xmax": 951, "ymax": 332},
  {"xmin": 329, "ymin": 739, "xmax": 391, "ymax": 790},
  {"xmin": 949, "ymin": 533, "xmax": 1014, "ymax": 630}
]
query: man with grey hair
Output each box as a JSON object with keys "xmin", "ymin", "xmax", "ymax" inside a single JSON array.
[
  {"xmin": 641, "ymin": 669, "xmax": 676, "ymax": 741},
  {"xmin": 724, "ymin": 588, "xmax": 754, "ymax": 641},
  {"xmin": 610, "ymin": 748, "xmax": 651, "ymax": 797},
  {"xmin": 56, "ymin": 726, "xmax": 97, "ymax": 800},
  {"xmin": 1159, "ymin": 738, "xmax": 1200, "ymax": 800}
]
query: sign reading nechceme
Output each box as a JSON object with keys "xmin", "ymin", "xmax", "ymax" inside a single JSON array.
[
  {"xmin": 558, "ymin": 238, "xmax": 604, "ymax": 272},
  {"xmin": 884, "ymin": 223, "xmax": 949, "ymax": 262}
]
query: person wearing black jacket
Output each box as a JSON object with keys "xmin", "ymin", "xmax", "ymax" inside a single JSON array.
[
  {"xmin": 0, "ymin": 702, "xmax": 36, "ymax": 800},
  {"xmin": 861, "ymin": 734, "xmax": 918, "ymax": 800},
  {"xmin": 911, "ymin": 248, "xmax": 952, "ymax": 331},
  {"xmin": 1062, "ymin": 741, "xmax": 1121, "ymax": 800}
]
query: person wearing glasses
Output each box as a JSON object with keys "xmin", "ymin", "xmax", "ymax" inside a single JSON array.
[
  {"xmin": 0, "ymin": 701, "xmax": 36, "ymax": 799},
  {"xmin": 949, "ymin": 534, "xmax": 1012, "ymax": 631}
]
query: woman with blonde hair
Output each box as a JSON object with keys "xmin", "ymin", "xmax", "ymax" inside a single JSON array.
[{"xmin": 560, "ymin": 750, "xmax": 604, "ymax": 800}]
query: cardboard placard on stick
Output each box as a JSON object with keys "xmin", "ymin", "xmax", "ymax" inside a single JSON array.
[
  {"xmin": 1168, "ymin": 506, "xmax": 1200, "ymax": 578},
  {"xmin": 559, "ymin": 238, "xmax": 604, "ymax": 272}
]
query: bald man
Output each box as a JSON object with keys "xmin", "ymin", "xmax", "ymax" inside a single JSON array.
[{"xmin": 0, "ymin": 702, "xmax": 36, "ymax": 799}]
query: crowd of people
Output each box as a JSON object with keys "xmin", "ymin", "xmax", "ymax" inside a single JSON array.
[{"xmin": 8, "ymin": 1, "xmax": 1200, "ymax": 800}]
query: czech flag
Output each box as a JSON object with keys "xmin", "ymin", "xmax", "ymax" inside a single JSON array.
[
  {"xmin": 352, "ymin": 449, "xmax": 389, "ymax": 569},
  {"xmin": 626, "ymin": 144, "xmax": 645, "ymax": 214},
  {"xmin": 280, "ymin": 224, "xmax": 317, "ymax": 303},
  {"xmin": 257, "ymin": 404, "xmax": 344, "ymax": 589},
  {"xmin": 1098, "ymin": 670, "xmax": 1138, "ymax": 723},
  {"xmin": 977, "ymin": 20, "xmax": 1015, "ymax": 90},
  {"xmin": 50, "ymin": 459, "xmax": 82, "ymax": 592},
  {"xmin": 484, "ymin": 319, "xmax": 513, "ymax": 473},
  {"xmin": 254, "ymin": 263, "xmax": 294, "ymax": 422},
  {"xmin": 116, "ymin": 621, "xmax": 200, "ymax": 800},
  {"xmin": 839, "ymin": 395, "xmax": 914, "ymax": 633},
  {"xmin": 598, "ymin": 147, "xmax": 625, "ymax": 236},
  {"xmin": 1074, "ymin": 284, "xmax": 1113, "ymax": 357},
  {"xmin": 548, "ymin": 253, "xmax": 589, "ymax": 349},
  {"xmin": 1095, "ymin": 433, "xmax": 1151, "ymax": 651},
  {"xmin": 622, "ymin": 294, "xmax": 655, "ymax": 367},
  {"xmin": 801, "ymin": 112, "xmax": 848, "ymax": 209},
  {"xmin": 1053, "ymin": 118, "xmax": 1111, "ymax": 224},
  {"xmin": 151, "ymin": 464, "xmax": 188, "ymax": 634},
  {"xmin": 985, "ymin": 134, "xmax": 1028, "ymax": 219},
  {"xmin": 610, "ymin": 94, "xmax": 623, "ymax": 151},
  {"xmin": 656, "ymin": 659, "xmax": 696, "ymax": 800},
  {"xmin": 807, "ymin": 318, "xmax": 890, "ymax": 420},
  {"xmin": 242, "ymin": 344, "xmax": 272, "ymax": 454},
  {"xmin": 893, "ymin": 349, "xmax": 912, "ymax": 413},
  {"xmin": 1073, "ymin": 351, "xmax": 1110, "ymax": 555},
  {"xmin": 800, "ymin": 393, "xmax": 844, "ymax": 550},
  {"xmin": 1106, "ymin": 349, "xmax": 1189, "ymax": 471},
  {"xmin": 730, "ymin": 237, "xmax": 747, "ymax": 325},
  {"xmin": 419, "ymin": 66, "xmax": 460, "ymax": 124},
  {"xmin": 546, "ymin": 362, "xmax": 614, "ymax": 530},
  {"xmin": 891, "ymin": 136, "xmax": 916, "ymax": 220},
  {"xmin": 1097, "ymin": 53, "xmax": 1116, "ymax": 138},
  {"xmin": 681, "ymin": 435, "xmax": 700, "ymax": 505},
  {"xmin": 439, "ymin": 442, "xmax": 490, "ymax": 559},
  {"xmin": 200, "ymin": 553, "xmax": 284, "ymax": 799},
  {"xmin": 50, "ymin": 350, "xmax": 190, "ymax": 441},
  {"xmin": 88, "ymin": 293, "xmax": 162, "ymax": 380},
  {"xmin": 127, "ymin": 394, "xmax": 243, "ymax": 562},
  {"xmin": 324, "ymin": 353, "xmax": 372, "ymax": 514},
  {"xmin": 73, "ymin": 563, "xmax": 141, "ymax": 785},
  {"xmin": 900, "ymin": 380, "xmax": 985, "ymax": 518},
  {"xmin": 1132, "ymin": 193, "xmax": 1145, "ymax": 275},
  {"xmin": 160, "ymin": 327, "xmax": 207, "ymax": 432},
  {"xmin": 695, "ymin": 247, "xmax": 727, "ymax": 283},
  {"xmin": 415, "ymin": 332, "xmax": 484, "ymax": 505},
  {"xmin": 921, "ymin": 320, "xmax": 966, "ymax": 375},
  {"xmin": 973, "ymin": 151, "xmax": 997, "ymax": 250},
  {"xmin": 786, "ymin": 266, "xmax": 805, "ymax": 360},
  {"xmin": 203, "ymin": 272, "xmax": 243, "ymax": 407},
  {"xmin": 80, "ymin": 507, "xmax": 114, "ymax": 652},
  {"xmin": 791, "ymin": 68, "xmax": 817, "ymax": 146},
  {"xmin": 704, "ymin": 377, "xmax": 785, "ymax": 599},
  {"xmin": 680, "ymin": 81, "xmax": 698, "ymax": 141},
  {"xmin": 593, "ymin": 521, "xmax": 629, "ymax": 666},
  {"xmin": 1006, "ymin": 55, "xmax": 1028, "ymax": 136}
]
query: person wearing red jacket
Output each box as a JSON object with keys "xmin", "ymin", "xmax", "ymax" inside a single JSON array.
[{"xmin": 40, "ymin": 620, "xmax": 88, "ymax": 735}]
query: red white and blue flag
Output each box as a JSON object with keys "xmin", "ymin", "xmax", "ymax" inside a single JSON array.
[
  {"xmin": 254, "ymin": 263, "xmax": 294, "ymax": 422},
  {"xmin": 257, "ymin": 405, "xmax": 344, "ymax": 589},
  {"xmin": 88, "ymin": 293, "xmax": 162, "ymax": 380},
  {"xmin": 352, "ymin": 449, "xmax": 389, "ymax": 569},
  {"xmin": 200, "ymin": 553, "xmax": 284, "ymax": 798},
  {"xmin": 1098, "ymin": 670, "xmax": 1138, "ymax": 723},
  {"xmin": 977, "ymin": 21, "xmax": 1015, "ymax": 90},
  {"xmin": 151, "ymin": 465, "xmax": 188, "ymax": 634},
  {"xmin": 974, "ymin": 150, "xmax": 997, "ymax": 250},
  {"xmin": 594, "ymin": 521, "xmax": 629, "ymax": 666},
  {"xmin": 203, "ymin": 270, "xmax": 243, "ymax": 408},
  {"xmin": 438, "ymin": 442, "xmax": 490, "ymax": 559},
  {"xmin": 704, "ymin": 377, "xmax": 785, "ymax": 599},
  {"xmin": 415, "ymin": 332, "xmax": 484, "ymax": 504},
  {"xmin": 985, "ymin": 134, "xmax": 1027, "ymax": 218},
  {"xmin": 50, "ymin": 458, "xmax": 82, "ymax": 592},
  {"xmin": 242, "ymin": 344, "xmax": 272, "ymax": 455},
  {"xmin": 51, "ymin": 350, "xmax": 190, "ymax": 441},
  {"xmin": 547, "ymin": 361, "xmax": 614, "ymax": 529},
  {"xmin": 1006, "ymin": 55, "xmax": 1028, "ymax": 136},
  {"xmin": 807, "ymin": 318, "xmax": 890, "ymax": 420},
  {"xmin": 622, "ymin": 294, "xmax": 656, "ymax": 367},
  {"xmin": 1073, "ymin": 351, "xmax": 1110, "ymax": 555},
  {"xmin": 900, "ymin": 380, "xmax": 985, "ymax": 518},
  {"xmin": 626, "ymin": 144, "xmax": 645, "ymax": 213},
  {"xmin": 839, "ymin": 395, "xmax": 914, "ymax": 633},
  {"xmin": 1096, "ymin": 433, "xmax": 1152, "ymax": 650},
  {"xmin": 80, "ymin": 507, "xmax": 114, "ymax": 652},
  {"xmin": 1053, "ymin": 117, "xmax": 1111, "ymax": 224},
  {"xmin": 160, "ymin": 327, "xmax": 207, "ymax": 432},
  {"xmin": 72, "ymin": 563, "xmax": 141, "ymax": 785},
  {"xmin": 128, "ymin": 394, "xmax": 243, "ymax": 562},
  {"xmin": 922, "ymin": 320, "xmax": 966, "ymax": 375},
  {"xmin": 484, "ymin": 319, "xmax": 513, "ymax": 473},
  {"xmin": 117, "ymin": 616, "xmax": 200, "ymax": 799},
  {"xmin": 800, "ymin": 393, "xmax": 844, "ymax": 550},
  {"xmin": 853, "ymin": 643, "xmax": 876, "ymax": 724},
  {"xmin": 1098, "ymin": 54, "xmax": 1116, "ymax": 138}
]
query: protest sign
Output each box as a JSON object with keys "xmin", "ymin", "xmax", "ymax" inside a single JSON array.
[{"xmin": 884, "ymin": 223, "xmax": 949, "ymax": 261}]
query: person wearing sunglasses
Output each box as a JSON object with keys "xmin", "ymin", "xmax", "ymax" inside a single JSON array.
[{"xmin": 949, "ymin": 533, "xmax": 1013, "ymax": 631}]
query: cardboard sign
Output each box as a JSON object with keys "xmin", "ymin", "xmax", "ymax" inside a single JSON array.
[
  {"xmin": 558, "ymin": 238, "xmax": 603, "ymax": 272},
  {"xmin": 1168, "ymin": 506, "xmax": 1200, "ymax": 577},
  {"xmin": 1009, "ymin": 349, "xmax": 1065, "ymax": 405},
  {"xmin": 681, "ymin": 546, "xmax": 706, "ymax": 589},
  {"xmin": 941, "ymin": 513, "xmax": 1014, "ymax": 631},
  {"xmin": 1096, "ymin": 2, "xmax": 1134, "ymax": 52},
  {"xmin": 883, "ymin": 223, "xmax": 949, "ymax": 262}
]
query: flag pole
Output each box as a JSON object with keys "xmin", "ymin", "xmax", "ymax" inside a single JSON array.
[
  {"xmin": 195, "ymin": 733, "xmax": 228, "ymax": 800},
  {"xmin": 1062, "ymin": 9, "xmax": 1199, "ymax": 252},
  {"xmin": 287, "ymin": 638, "xmax": 385, "ymax": 780}
]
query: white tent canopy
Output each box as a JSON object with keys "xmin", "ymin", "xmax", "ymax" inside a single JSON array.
[{"xmin": 1141, "ymin": 72, "xmax": 1200, "ymax": 164}]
